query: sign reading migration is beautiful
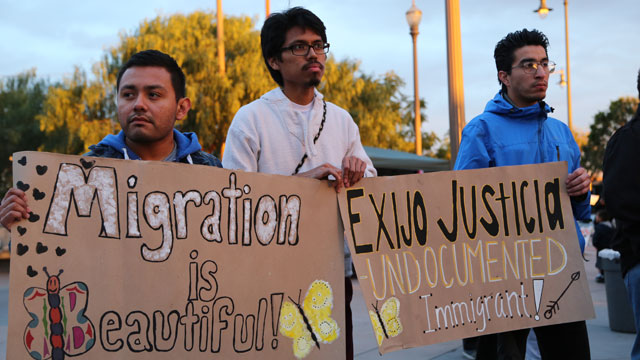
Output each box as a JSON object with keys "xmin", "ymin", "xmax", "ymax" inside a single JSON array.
[
  {"xmin": 338, "ymin": 162, "xmax": 595, "ymax": 354},
  {"xmin": 7, "ymin": 151, "xmax": 346, "ymax": 360}
]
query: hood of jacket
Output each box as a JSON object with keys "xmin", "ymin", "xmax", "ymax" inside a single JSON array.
[
  {"xmin": 484, "ymin": 91, "xmax": 553, "ymax": 121},
  {"xmin": 94, "ymin": 129, "xmax": 202, "ymax": 161}
]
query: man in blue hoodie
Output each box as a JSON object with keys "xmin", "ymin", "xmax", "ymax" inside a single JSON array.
[
  {"xmin": 454, "ymin": 29, "xmax": 591, "ymax": 359},
  {"xmin": 0, "ymin": 50, "xmax": 221, "ymax": 230}
]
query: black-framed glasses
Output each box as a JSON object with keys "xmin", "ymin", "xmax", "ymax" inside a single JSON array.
[
  {"xmin": 281, "ymin": 42, "xmax": 330, "ymax": 56},
  {"xmin": 512, "ymin": 60, "xmax": 556, "ymax": 74}
]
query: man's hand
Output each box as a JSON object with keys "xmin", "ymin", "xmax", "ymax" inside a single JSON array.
[
  {"xmin": 342, "ymin": 156, "xmax": 367, "ymax": 188},
  {"xmin": 566, "ymin": 167, "xmax": 590, "ymax": 197},
  {"xmin": 295, "ymin": 164, "xmax": 344, "ymax": 192},
  {"xmin": 0, "ymin": 188, "xmax": 30, "ymax": 230}
]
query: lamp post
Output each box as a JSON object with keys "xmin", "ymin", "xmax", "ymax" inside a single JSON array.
[
  {"xmin": 406, "ymin": 1, "xmax": 423, "ymax": 155},
  {"xmin": 445, "ymin": 0, "xmax": 466, "ymax": 167},
  {"xmin": 534, "ymin": 0, "xmax": 572, "ymax": 131},
  {"xmin": 217, "ymin": 0, "xmax": 226, "ymax": 76}
]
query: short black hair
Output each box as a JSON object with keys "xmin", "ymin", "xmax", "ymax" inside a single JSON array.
[
  {"xmin": 116, "ymin": 50, "xmax": 186, "ymax": 101},
  {"xmin": 260, "ymin": 7, "xmax": 327, "ymax": 86},
  {"xmin": 494, "ymin": 29, "xmax": 549, "ymax": 92}
]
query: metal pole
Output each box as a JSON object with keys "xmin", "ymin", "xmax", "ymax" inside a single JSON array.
[
  {"xmin": 216, "ymin": 0, "xmax": 226, "ymax": 76},
  {"xmin": 411, "ymin": 29, "xmax": 422, "ymax": 155},
  {"xmin": 445, "ymin": 0, "xmax": 466, "ymax": 166},
  {"xmin": 563, "ymin": 0, "xmax": 572, "ymax": 131},
  {"xmin": 266, "ymin": 0, "xmax": 270, "ymax": 18}
]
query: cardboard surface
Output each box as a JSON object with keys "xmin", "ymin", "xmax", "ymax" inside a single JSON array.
[
  {"xmin": 338, "ymin": 162, "xmax": 595, "ymax": 354},
  {"xmin": 8, "ymin": 152, "xmax": 345, "ymax": 359}
]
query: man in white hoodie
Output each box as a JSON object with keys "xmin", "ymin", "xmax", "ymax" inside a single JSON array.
[{"xmin": 222, "ymin": 7, "xmax": 376, "ymax": 359}]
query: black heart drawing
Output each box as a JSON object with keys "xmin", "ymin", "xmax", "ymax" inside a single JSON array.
[
  {"xmin": 17, "ymin": 226, "xmax": 26, "ymax": 236},
  {"xmin": 18, "ymin": 156, "xmax": 27, "ymax": 166},
  {"xmin": 27, "ymin": 266, "xmax": 38, "ymax": 277},
  {"xmin": 36, "ymin": 242, "xmax": 48, "ymax": 254},
  {"xmin": 36, "ymin": 165, "xmax": 48, "ymax": 175},
  {"xmin": 80, "ymin": 158, "xmax": 95, "ymax": 169},
  {"xmin": 16, "ymin": 243, "xmax": 28, "ymax": 256},
  {"xmin": 28, "ymin": 212, "xmax": 40, "ymax": 223},
  {"xmin": 55, "ymin": 247, "xmax": 66, "ymax": 257},
  {"xmin": 16, "ymin": 181, "xmax": 29, "ymax": 192},
  {"xmin": 33, "ymin": 188, "xmax": 45, "ymax": 201}
]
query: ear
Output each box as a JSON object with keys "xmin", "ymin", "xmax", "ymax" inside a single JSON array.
[
  {"xmin": 498, "ymin": 70, "xmax": 511, "ymax": 89},
  {"xmin": 268, "ymin": 57, "xmax": 281, "ymax": 71},
  {"xmin": 175, "ymin": 97, "xmax": 191, "ymax": 121}
]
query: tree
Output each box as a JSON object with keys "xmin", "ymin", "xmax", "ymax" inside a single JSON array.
[
  {"xmin": 582, "ymin": 97, "xmax": 639, "ymax": 174},
  {"xmin": 37, "ymin": 10, "xmax": 443, "ymax": 158},
  {"xmin": 38, "ymin": 66, "xmax": 115, "ymax": 155},
  {"xmin": 322, "ymin": 59, "xmax": 444, "ymax": 157},
  {"xmin": 0, "ymin": 70, "xmax": 48, "ymax": 194}
]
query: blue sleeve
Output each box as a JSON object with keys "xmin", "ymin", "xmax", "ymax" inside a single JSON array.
[{"xmin": 454, "ymin": 122, "xmax": 491, "ymax": 170}]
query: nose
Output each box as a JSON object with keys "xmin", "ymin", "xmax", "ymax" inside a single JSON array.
[
  {"xmin": 305, "ymin": 46, "xmax": 318, "ymax": 59},
  {"xmin": 133, "ymin": 95, "xmax": 148, "ymax": 112},
  {"xmin": 534, "ymin": 64, "xmax": 547, "ymax": 77}
]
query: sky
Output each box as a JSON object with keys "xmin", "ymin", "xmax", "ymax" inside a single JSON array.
[{"xmin": 1, "ymin": 0, "xmax": 638, "ymax": 138}]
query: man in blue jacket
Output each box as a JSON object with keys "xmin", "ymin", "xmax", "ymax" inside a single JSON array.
[
  {"xmin": 455, "ymin": 29, "xmax": 591, "ymax": 360},
  {"xmin": 0, "ymin": 50, "xmax": 221, "ymax": 230}
]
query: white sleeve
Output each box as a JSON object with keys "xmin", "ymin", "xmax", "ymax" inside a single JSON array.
[
  {"xmin": 345, "ymin": 112, "xmax": 377, "ymax": 177},
  {"xmin": 221, "ymin": 111, "xmax": 259, "ymax": 172}
]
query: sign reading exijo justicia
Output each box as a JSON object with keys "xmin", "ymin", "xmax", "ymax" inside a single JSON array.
[
  {"xmin": 8, "ymin": 152, "xmax": 346, "ymax": 360},
  {"xmin": 338, "ymin": 162, "xmax": 594, "ymax": 354}
]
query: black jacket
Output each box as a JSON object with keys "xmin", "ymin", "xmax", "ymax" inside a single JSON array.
[{"xmin": 603, "ymin": 107, "xmax": 640, "ymax": 276}]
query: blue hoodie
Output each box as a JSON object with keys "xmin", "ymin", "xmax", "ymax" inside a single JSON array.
[
  {"xmin": 86, "ymin": 129, "xmax": 221, "ymax": 167},
  {"xmin": 455, "ymin": 92, "xmax": 590, "ymax": 252}
]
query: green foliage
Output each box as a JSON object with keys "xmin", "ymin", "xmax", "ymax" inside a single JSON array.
[
  {"xmin": 322, "ymin": 58, "xmax": 445, "ymax": 157},
  {"xmin": 38, "ymin": 67, "xmax": 116, "ymax": 154},
  {"xmin": 35, "ymin": 10, "xmax": 443, "ymax": 159},
  {"xmin": 582, "ymin": 96, "xmax": 639, "ymax": 174},
  {"xmin": 0, "ymin": 70, "xmax": 48, "ymax": 194}
]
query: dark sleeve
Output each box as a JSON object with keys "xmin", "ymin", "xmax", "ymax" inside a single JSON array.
[
  {"xmin": 603, "ymin": 120, "xmax": 640, "ymax": 223},
  {"xmin": 592, "ymin": 224, "xmax": 613, "ymax": 249}
]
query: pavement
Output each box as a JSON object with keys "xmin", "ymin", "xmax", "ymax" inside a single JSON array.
[{"xmin": 0, "ymin": 242, "xmax": 635, "ymax": 359}]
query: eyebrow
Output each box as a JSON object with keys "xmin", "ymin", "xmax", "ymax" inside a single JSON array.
[
  {"xmin": 119, "ymin": 84, "xmax": 167, "ymax": 93},
  {"xmin": 285, "ymin": 39, "xmax": 323, "ymax": 46},
  {"xmin": 518, "ymin": 56, "xmax": 549, "ymax": 64}
]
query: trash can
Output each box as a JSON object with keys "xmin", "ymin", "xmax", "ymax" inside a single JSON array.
[{"xmin": 601, "ymin": 257, "xmax": 637, "ymax": 333}]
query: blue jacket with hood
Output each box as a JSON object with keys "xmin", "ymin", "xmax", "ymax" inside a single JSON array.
[
  {"xmin": 454, "ymin": 92, "xmax": 590, "ymax": 252},
  {"xmin": 86, "ymin": 129, "xmax": 222, "ymax": 167}
]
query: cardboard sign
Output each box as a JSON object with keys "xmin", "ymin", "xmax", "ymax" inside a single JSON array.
[
  {"xmin": 338, "ymin": 162, "xmax": 595, "ymax": 354},
  {"xmin": 7, "ymin": 151, "xmax": 346, "ymax": 360}
]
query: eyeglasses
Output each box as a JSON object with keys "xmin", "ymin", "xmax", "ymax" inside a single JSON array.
[
  {"xmin": 281, "ymin": 42, "xmax": 330, "ymax": 56},
  {"xmin": 512, "ymin": 60, "xmax": 556, "ymax": 74}
]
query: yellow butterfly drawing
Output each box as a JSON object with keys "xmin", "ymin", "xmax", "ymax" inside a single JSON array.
[
  {"xmin": 369, "ymin": 296, "xmax": 403, "ymax": 346},
  {"xmin": 279, "ymin": 280, "xmax": 340, "ymax": 359}
]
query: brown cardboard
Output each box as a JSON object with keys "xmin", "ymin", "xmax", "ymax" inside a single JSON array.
[
  {"xmin": 7, "ymin": 151, "xmax": 345, "ymax": 360},
  {"xmin": 338, "ymin": 162, "xmax": 595, "ymax": 354}
]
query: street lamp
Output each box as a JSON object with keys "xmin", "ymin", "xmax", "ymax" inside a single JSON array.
[
  {"xmin": 556, "ymin": 68, "xmax": 567, "ymax": 87},
  {"xmin": 534, "ymin": 0, "xmax": 573, "ymax": 131},
  {"xmin": 533, "ymin": 0, "xmax": 552, "ymax": 18},
  {"xmin": 406, "ymin": 0, "xmax": 423, "ymax": 155}
]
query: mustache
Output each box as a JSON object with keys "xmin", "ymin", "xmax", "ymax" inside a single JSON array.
[
  {"xmin": 127, "ymin": 113, "xmax": 152, "ymax": 123},
  {"xmin": 303, "ymin": 61, "xmax": 324, "ymax": 70}
]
